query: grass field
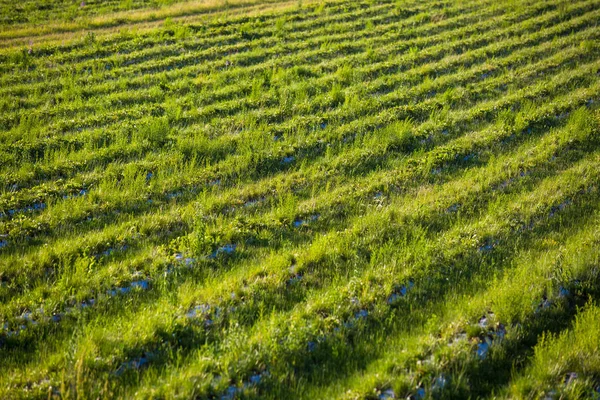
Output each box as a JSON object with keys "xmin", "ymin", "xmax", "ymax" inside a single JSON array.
[{"xmin": 1, "ymin": 0, "xmax": 600, "ymax": 398}]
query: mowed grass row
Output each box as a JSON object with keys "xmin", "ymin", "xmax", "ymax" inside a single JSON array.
[
  {"xmin": 0, "ymin": 104, "xmax": 596, "ymax": 396},
  {"xmin": 0, "ymin": 0, "xmax": 432, "ymax": 83},
  {"xmin": 3, "ymin": 25, "xmax": 597, "ymax": 244},
  {"xmin": 0, "ymin": 0, "xmax": 520, "ymax": 155},
  {"xmin": 0, "ymin": 0, "xmax": 584, "ymax": 150},
  {"xmin": 2, "ymin": 55, "xmax": 598, "ymax": 307},
  {"xmin": 2, "ymin": 84, "xmax": 597, "ymax": 326},
  {"xmin": 124, "ymin": 118, "xmax": 600, "ymax": 399},
  {"xmin": 2, "ymin": 26, "xmax": 596, "ymax": 332},
  {"xmin": 2, "ymin": 0, "xmax": 594, "ymax": 179},
  {"xmin": 0, "ymin": 0, "xmax": 536, "ymax": 117},
  {"xmin": 1, "ymin": 0, "xmax": 600, "ymax": 398},
  {"xmin": 0, "ymin": 0, "xmax": 580, "ymax": 156},
  {"xmin": 1, "ymin": 3, "xmax": 596, "ymax": 219},
  {"xmin": 0, "ymin": 0, "xmax": 198, "ymax": 27},
  {"xmin": 0, "ymin": 0, "xmax": 338, "ymax": 44},
  {"xmin": 0, "ymin": 0, "xmax": 489, "ymax": 84},
  {"xmin": 0, "ymin": 0, "xmax": 512, "ymax": 172},
  {"xmin": 1, "ymin": 2, "xmax": 597, "ymax": 229},
  {"xmin": 2, "ymin": 10, "xmax": 596, "ymax": 227},
  {"xmin": 1, "ymin": 0, "xmax": 596, "ymax": 326},
  {"xmin": 320, "ymin": 205, "xmax": 600, "ymax": 399},
  {"xmin": 2, "ymin": 108, "xmax": 597, "ymax": 398}
]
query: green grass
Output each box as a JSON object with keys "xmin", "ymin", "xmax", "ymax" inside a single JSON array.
[{"xmin": 1, "ymin": 0, "xmax": 600, "ymax": 398}]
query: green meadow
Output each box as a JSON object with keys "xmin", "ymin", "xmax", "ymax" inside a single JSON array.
[{"xmin": 1, "ymin": 0, "xmax": 600, "ymax": 398}]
